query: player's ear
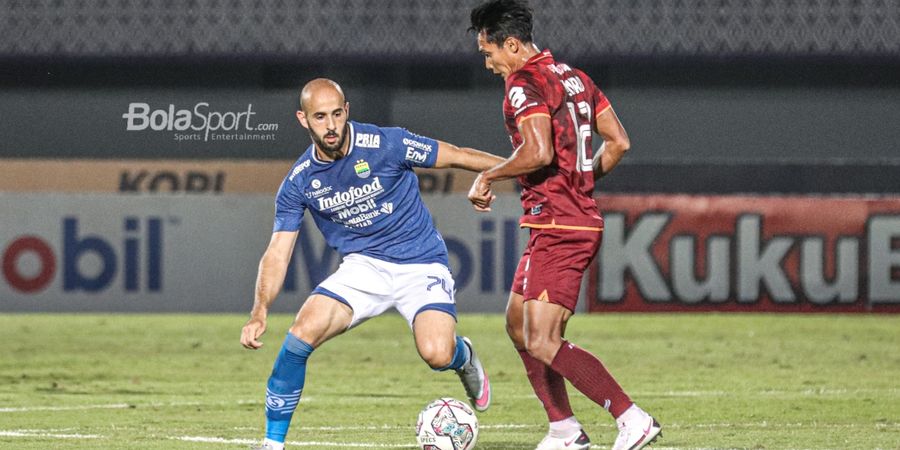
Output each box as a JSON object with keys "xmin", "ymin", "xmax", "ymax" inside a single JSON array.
[
  {"xmin": 505, "ymin": 37, "xmax": 519, "ymax": 53},
  {"xmin": 296, "ymin": 110, "xmax": 309, "ymax": 129},
  {"xmin": 344, "ymin": 102, "xmax": 350, "ymax": 117}
]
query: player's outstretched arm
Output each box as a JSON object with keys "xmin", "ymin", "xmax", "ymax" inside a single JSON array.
[
  {"xmin": 592, "ymin": 105, "xmax": 630, "ymax": 179},
  {"xmin": 433, "ymin": 140, "xmax": 505, "ymax": 172},
  {"xmin": 481, "ymin": 114, "xmax": 554, "ymax": 183},
  {"xmin": 241, "ymin": 230, "xmax": 299, "ymax": 350},
  {"xmin": 467, "ymin": 115, "xmax": 554, "ymax": 211}
]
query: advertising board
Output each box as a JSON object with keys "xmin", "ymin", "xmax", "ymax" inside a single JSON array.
[
  {"xmin": 588, "ymin": 194, "xmax": 900, "ymax": 312},
  {"xmin": 0, "ymin": 194, "xmax": 525, "ymax": 313},
  {"xmin": 4, "ymin": 193, "xmax": 897, "ymax": 313}
]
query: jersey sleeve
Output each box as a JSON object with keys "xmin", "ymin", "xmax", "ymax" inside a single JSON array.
[
  {"xmin": 506, "ymin": 72, "xmax": 551, "ymax": 125},
  {"xmin": 591, "ymin": 78, "xmax": 612, "ymax": 119},
  {"xmin": 272, "ymin": 176, "xmax": 307, "ymax": 232},
  {"xmin": 384, "ymin": 127, "xmax": 440, "ymax": 169}
]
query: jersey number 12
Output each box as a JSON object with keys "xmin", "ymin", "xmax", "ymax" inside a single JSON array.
[{"xmin": 566, "ymin": 101, "xmax": 593, "ymax": 173}]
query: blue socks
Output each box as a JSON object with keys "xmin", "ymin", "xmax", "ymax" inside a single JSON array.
[
  {"xmin": 436, "ymin": 336, "xmax": 471, "ymax": 371},
  {"xmin": 264, "ymin": 334, "xmax": 466, "ymax": 442},
  {"xmin": 265, "ymin": 333, "xmax": 314, "ymax": 443}
]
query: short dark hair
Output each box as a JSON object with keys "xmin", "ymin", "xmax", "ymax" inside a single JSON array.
[{"xmin": 469, "ymin": 0, "xmax": 533, "ymax": 45}]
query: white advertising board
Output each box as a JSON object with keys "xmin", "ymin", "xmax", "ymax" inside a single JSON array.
[{"xmin": 0, "ymin": 193, "xmax": 528, "ymax": 313}]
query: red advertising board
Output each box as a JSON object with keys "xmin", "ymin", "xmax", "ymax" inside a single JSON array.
[{"xmin": 587, "ymin": 194, "xmax": 900, "ymax": 313}]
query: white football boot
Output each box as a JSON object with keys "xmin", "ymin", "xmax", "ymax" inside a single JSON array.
[
  {"xmin": 455, "ymin": 336, "xmax": 491, "ymax": 412},
  {"xmin": 611, "ymin": 405, "xmax": 662, "ymax": 450},
  {"xmin": 534, "ymin": 428, "xmax": 591, "ymax": 450},
  {"xmin": 250, "ymin": 440, "xmax": 282, "ymax": 450}
]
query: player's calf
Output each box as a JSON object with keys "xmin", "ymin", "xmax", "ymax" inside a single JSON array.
[{"xmin": 260, "ymin": 334, "xmax": 314, "ymax": 450}]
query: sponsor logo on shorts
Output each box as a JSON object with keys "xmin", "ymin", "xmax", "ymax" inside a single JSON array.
[{"xmin": 538, "ymin": 289, "xmax": 550, "ymax": 302}]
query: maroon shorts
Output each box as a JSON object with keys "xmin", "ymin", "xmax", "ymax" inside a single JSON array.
[{"xmin": 511, "ymin": 227, "xmax": 602, "ymax": 312}]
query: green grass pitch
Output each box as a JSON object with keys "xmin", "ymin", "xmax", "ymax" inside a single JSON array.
[{"xmin": 0, "ymin": 313, "xmax": 897, "ymax": 449}]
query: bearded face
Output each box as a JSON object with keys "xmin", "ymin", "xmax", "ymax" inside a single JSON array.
[{"xmin": 308, "ymin": 121, "xmax": 349, "ymax": 160}]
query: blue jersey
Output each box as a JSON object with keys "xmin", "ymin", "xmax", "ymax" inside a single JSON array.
[{"xmin": 273, "ymin": 121, "xmax": 448, "ymax": 265}]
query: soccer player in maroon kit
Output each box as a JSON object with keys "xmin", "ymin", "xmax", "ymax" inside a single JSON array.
[{"xmin": 467, "ymin": 1, "xmax": 662, "ymax": 449}]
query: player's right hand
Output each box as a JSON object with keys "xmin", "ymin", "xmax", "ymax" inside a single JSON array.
[
  {"xmin": 468, "ymin": 172, "xmax": 495, "ymax": 212},
  {"xmin": 240, "ymin": 316, "xmax": 267, "ymax": 350}
]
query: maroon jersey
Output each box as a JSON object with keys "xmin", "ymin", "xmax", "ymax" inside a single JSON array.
[{"xmin": 503, "ymin": 49, "xmax": 610, "ymax": 230}]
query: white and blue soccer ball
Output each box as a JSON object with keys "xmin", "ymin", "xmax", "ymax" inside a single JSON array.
[{"xmin": 416, "ymin": 397, "xmax": 479, "ymax": 450}]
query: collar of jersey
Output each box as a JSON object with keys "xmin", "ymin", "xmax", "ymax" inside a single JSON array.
[
  {"xmin": 514, "ymin": 48, "xmax": 553, "ymax": 76},
  {"xmin": 311, "ymin": 122, "xmax": 356, "ymax": 165}
]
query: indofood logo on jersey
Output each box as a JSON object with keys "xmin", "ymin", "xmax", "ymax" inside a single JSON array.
[
  {"xmin": 317, "ymin": 177, "xmax": 383, "ymax": 210},
  {"xmin": 122, "ymin": 102, "xmax": 280, "ymax": 142}
]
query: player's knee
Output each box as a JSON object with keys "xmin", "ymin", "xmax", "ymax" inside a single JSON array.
[
  {"xmin": 523, "ymin": 333, "xmax": 558, "ymax": 365},
  {"xmin": 419, "ymin": 341, "xmax": 454, "ymax": 369},
  {"xmin": 287, "ymin": 325, "xmax": 320, "ymax": 348},
  {"xmin": 505, "ymin": 320, "xmax": 525, "ymax": 349}
]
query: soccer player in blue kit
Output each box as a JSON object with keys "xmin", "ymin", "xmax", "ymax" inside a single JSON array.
[{"xmin": 240, "ymin": 78, "xmax": 503, "ymax": 450}]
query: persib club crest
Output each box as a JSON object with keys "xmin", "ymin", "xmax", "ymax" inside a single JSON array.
[{"xmin": 354, "ymin": 160, "xmax": 371, "ymax": 178}]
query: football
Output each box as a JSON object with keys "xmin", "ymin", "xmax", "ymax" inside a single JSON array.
[{"xmin": 416, "ymin": 397, "xmax": 479, "ymax": 450}]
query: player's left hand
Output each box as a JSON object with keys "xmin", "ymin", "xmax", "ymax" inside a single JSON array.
[
  {"xmin": 468, "ymin": 173, "xmax": 495, "ymax": 212},
  {"xmin": 241, "ymin": 316, "xmax": 268, "ymax": 350}
]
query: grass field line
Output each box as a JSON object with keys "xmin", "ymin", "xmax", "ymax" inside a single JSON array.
[
  {"xmin": 176, "ymin": 435, "xmax": 417, "ymax": 447},
  {"xmin": 634, "ymin": 388, "xmax": 900, "ymax": 397},
  {"xmin": 0, "ymin": 430, "xmax": 103, "ymax": 439},
  {"xmin": 0, "ymin": 429, "xmax": 848, "ymax": 450},
  {"xmin": 174, "ymin": 436, "xmax": 794, "ymax": 450},
  {"xmin": 5, "ymin": 385, "xmax": 897, "ymax": 414},
  {"xmin": 174, "ymin": 436, "xmax": 738, "ymax": 450},
  {"xmin": 284, "ymin": 421, "xmax": 898, "ymax": 431},
  {"xmin": 0, "ymin": 402, "xmax": 132, "ymax": 412},
  {"xmin": 483, "ymin": 388, "xmax": 900, "ymax": 399},
  {"xmin": 239, "ymin": 423, "xmax": 533, "ymax": 432},
  {"xmin": 0, "ymin": 400, "xmax": 215, "ymax": 413},
  {"xmin": 0, "ymin": 398, "xmax": 296, "ymax": 413}
]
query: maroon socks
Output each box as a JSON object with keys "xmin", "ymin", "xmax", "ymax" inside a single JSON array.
[
  {"xmin": 549, "ymin": 340, "xmax": 633, "ymax": 418},
  {"xmin": 517, "ymin": 349, "xmax": 574, "ymax": 421}
]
